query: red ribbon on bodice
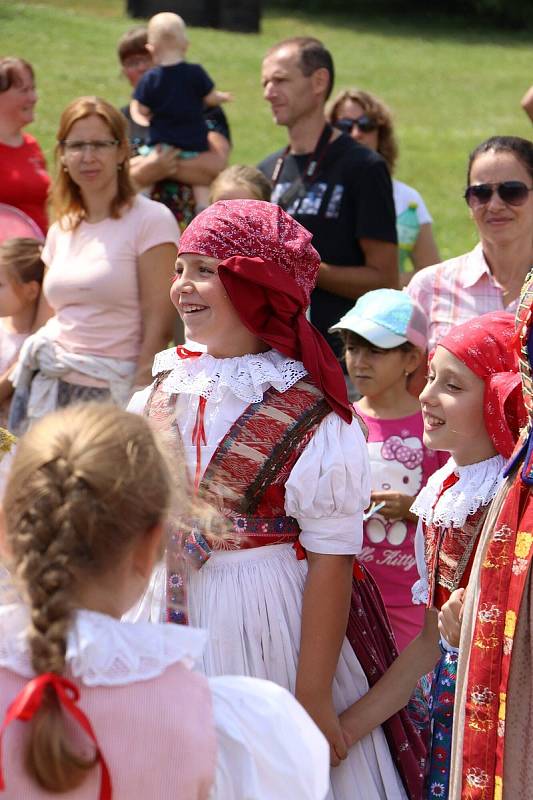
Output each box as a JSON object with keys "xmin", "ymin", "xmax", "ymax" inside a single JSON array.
[{"xmin": 0, "ymin": 672, "xmax": 111, "ymax": 799}]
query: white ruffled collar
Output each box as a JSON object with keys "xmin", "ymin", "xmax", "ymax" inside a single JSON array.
[
  {"xmin": 152, "ymin": 348, "xmax": 307, "ymax": 404},
  {"xmin": 0, "ymin": 603, "xmax": 207, "ymax": 687},
  {"xmin": 411, "ymin": 454, "xmax": 506, "ymax": 528}
]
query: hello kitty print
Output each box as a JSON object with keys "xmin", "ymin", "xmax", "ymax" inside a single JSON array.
[{"xmin": 355, "ymin": 404, "xmax": 447, "ymax": 650}]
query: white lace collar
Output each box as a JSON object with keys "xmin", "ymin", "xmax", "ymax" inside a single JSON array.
[
  {"xmin": 411, "ymin": 454, "xmax": 506, "ymax": 528},
  {"xmin": 152, "ymin": 348, "xmax": 307, "ymax": 404},
  {"xmin": 0, "ymin": 603, "xmax": 207, "ymax": 687}
]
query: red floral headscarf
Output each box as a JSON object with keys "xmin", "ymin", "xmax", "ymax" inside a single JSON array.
[
  {"xmin": 437, "ymin": 311, "xmax": 526, "ymax": 457},
  {"xmin": 178, "ymin": 200, "xmax": 353, "ymax": 424}
]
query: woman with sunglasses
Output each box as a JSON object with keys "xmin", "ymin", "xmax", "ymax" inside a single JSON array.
[
  {"xmin": 327, "ymin": 89, "xmax": 440, "ymax": 286},
  {"xmin": 407, "ymin": 135, "xmax": 533, "ymax": 351}
]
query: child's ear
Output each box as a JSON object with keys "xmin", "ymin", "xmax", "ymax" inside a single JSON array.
[
  {"xmin": 406, "ymin": 347, "xmax": 423, "ymax": 375},
  {"xmin": 22, "ymin": 280, "xmax": 41, "ymax": 304},
  {"xmin": 146, "ymin": 43, "xmax": 155, "ymax": 55}
]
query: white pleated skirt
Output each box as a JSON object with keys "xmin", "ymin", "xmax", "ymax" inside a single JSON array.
[{"xmin": 188, "ymin": 543, "xmax": 407, "ymax": 800}]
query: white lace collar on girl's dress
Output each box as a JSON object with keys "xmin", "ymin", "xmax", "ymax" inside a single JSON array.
[
  {"xmin": 411, "ymin": 453, "xmax": 507, "ymax": 528},
  {"xmin": 152, "ymin": 348, "xmax": 307, "ymax": 404},
  {"xmin": 0, "ymin": 603, "xmax": 207, "ymax": 687}
]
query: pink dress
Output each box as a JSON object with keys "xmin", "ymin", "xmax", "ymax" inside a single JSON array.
[
  {"xmin": 355, "ymin": 405, "xmax": 446, "ymax": 650},
  {"xmin": 0, "ymin": 602, "xmax": 329, "ymax": 800}
]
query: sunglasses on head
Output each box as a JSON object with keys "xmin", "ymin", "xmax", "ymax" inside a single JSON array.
[
  {"xmin": 334, "ymin": 115, "xmax": 378, "ymax": 135},
  {"xmin": 464, "ymin": 181, "xmax": 533, "ymax": 208}
]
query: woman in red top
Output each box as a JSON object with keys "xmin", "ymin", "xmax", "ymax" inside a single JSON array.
[{"xmin": 0, "ymin": 58, "xmax": 50, "ymax": 236}]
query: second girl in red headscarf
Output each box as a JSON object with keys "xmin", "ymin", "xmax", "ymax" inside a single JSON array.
[{"xmin": 339, "ymin": 311, "xmax": 526, "ymax": 800}]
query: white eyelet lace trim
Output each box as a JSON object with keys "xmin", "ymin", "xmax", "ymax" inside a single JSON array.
[
  {"xmin": 411, "ymin": 454, "xmax": 506, "ymax": 528},
  {"xmin": 0, "ymin": 603, "xmax": 207, "ymax": 687},
  {"xmin": 152, "ymin": 348, "xmax": 307, "ymax": 404}
]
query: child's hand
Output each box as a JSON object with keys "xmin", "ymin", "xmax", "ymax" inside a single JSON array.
[
  {"xmin": 370, "ymin": 491, "xmax": 416, "ymax": 521},
  {"xmin": 218, "ymin": 91, "xmax": 233, "ymax": 103},
  {"xmin": 297, "ymin": 692, "xmax": 347, "ymax": 767},
  {"xmin": 438, "ymin": 588, "xmax": 464, "ymax": 648}
]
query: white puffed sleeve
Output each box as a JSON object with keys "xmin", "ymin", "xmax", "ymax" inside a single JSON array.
[
  {"xmin": 209, "ymin": 676, "xmax": 329, "ymax": 800},
  {"xmin": 127, "ymin": 384, "xmax": 152, "ymax": 414},
  {"xmin": 285, "ymin": 413, "xmax": 371, "ymax": 555},
  {"xmin": 411, "ymin": 518, "xmax": 429, "ymax": 605}
]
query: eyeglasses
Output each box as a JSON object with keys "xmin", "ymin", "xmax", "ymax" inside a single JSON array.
[
  {"xmin": 464, "ymin": 181, "xmax": 533, "ymax": 208},
  {"xmin": 61, "ymin": 140, "xmax": 119, "ymax": 155},
  {"xmin": 334, "ymin": 115, "xmax": 378, "ymax": 135}
]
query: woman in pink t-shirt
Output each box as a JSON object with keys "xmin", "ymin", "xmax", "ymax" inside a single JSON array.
[
  {"xmin": 330, "ymin": 289, "xmax": 446, "ymax": 650},
  {"xmin": 9, "ymin": 96, "xmax": 179, "ymax": 433}
]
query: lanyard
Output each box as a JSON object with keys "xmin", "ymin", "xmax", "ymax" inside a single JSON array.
[{"xmin": 271, "ymin": 123, "xmax": 333, "ymax": 186}]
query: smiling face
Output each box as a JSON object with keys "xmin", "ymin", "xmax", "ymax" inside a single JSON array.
[
  {"xmin": 171, "ymin": 253, "xmax": 266, "ymax": 357},
  {"xmin": 61, "ymin": 114, "xmax": 125, "ymax": 198},
  {"xmin": 419, "ymin": 346, "xmax": 497, "ymax": 465},
  {"xmin": 0, "ymin": 65, "xmax": 37, "ymax": 131},
  {"xmin": 467, "ymin": 149, "xmax": 533, "ymax": 249}
]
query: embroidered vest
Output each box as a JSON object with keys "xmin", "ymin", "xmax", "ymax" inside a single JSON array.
[
  {"xmin": 145, "ymin": 374, "xmax": 331, "ymax": 622},
  {"xmin": 146, "ymin": 372, "xmax": 330, "ymax": 540},
  {"xmin": 424, "ymin": 505, "xmax": 490, "ymax": 610}
]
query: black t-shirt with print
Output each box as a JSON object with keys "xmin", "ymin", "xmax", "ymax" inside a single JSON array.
[{"xmin": 258, "ymin": 134, "xmax": 396, "ymax": 354}]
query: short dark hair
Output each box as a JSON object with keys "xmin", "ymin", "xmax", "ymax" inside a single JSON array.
[
  {"xmin": 0, "ymin": 57, "xmax": 34, "ymax": 94},
  {"xmin": 268, "ymin": 37, "xmax": 335, "ymax": 101},
  {"xmin": 341, "ymin": 330, "xmax": 416, "ymax": 357},
  {"xmin": 117, "ymin": 27, "xmax": 149, "ymax": 63},
  {"xmin": 467, "ymin": 135, "xmax": 533, "ymax": 184}
]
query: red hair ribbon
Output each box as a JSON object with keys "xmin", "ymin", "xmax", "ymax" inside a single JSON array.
[{"xmin": 0, "ymin": 673, "xmax": 111, "ymax": 799}]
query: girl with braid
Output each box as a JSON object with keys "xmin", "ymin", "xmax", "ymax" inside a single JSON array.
[{"xmin": 0, "ymin": 403, "xmax": 329, "ymax": 799}]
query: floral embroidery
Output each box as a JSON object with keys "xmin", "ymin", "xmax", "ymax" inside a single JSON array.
[{"xmin": 514, "ymin": 531, "xmax": 533, "ymax": 559}]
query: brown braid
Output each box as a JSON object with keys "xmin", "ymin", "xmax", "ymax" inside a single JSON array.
[{"xmin": 3, "ymin": 403, "xmax": 176, "ymax": 792}]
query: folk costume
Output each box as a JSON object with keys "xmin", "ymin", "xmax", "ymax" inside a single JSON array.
[
  {"xmin": 0, "ymin": 601, "xmax": 330, "ymax": 799},
  {"xmin": 128, "ymin": 201, "xmax": 426, "ymax": 800},
  {"xmin": 411, "ymin": 312, "xmax": 525, "ymax": 800},
  {"xmin": 449, "ymin": 269, "xmax": 533, "ymax": 800}
]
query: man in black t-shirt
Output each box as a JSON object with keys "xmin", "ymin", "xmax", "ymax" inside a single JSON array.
[{"xmin": 259, "ymin": 37, "xmax": 398, "ymax": 354}]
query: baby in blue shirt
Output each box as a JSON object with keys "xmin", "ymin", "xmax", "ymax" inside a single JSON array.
[{"xmin": 133, "ymin": 12, "xmax": 231, "ymax": 211}]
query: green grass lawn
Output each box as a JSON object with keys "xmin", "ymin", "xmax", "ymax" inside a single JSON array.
[{"xmin": 2, "ymin": 0, "xmax": 532, "ymax": 258}]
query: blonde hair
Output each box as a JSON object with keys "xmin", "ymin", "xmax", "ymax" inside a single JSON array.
[
  {"xmin": 327, "ymin": 88, "xmax": 399, "ymax": 172},
  {"xmin": 52, "ymin": 96, "xmax": 135, "ymax": 230},
  {"xmin": 209, "ymin": 165, "xmax": 272, "ymax": 204},
  {"xmin": 148, "ymin": 12, "xmax": 188, "ymax": 51},
  {"xmin": 0, "ymin": 237, "xmax": 44, "ymax": 286},
  {"xmin": 3, "ymin": 403, "xmax": 175, "ymax": 793}
]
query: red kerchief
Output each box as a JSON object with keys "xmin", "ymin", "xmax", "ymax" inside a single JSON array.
[
  {"xmin": 219, "ymin": 256, "xmax": 352, "ymax": 423},
  {"xmin": 438, "ymin": 311, "xmax": 526, "ymax": 457},
  {"xmin": 178, "ymin": 200, "xmax": 352, "ymax": 423},
  {"xmin": 178, "ymin": 199, "xmax": 320, "ymax": 305}
]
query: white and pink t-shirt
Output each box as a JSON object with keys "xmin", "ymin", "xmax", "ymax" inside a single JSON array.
[
  {"xmin": 42, "ymin": 194, "xmax": 179, "ymax": 364},
  {"xmin": 354, "ymin": 405, "xmax": 446, "ymax": 650}
]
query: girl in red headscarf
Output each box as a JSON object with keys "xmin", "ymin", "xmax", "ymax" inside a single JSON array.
[
  {"xmin": 127, "ymin": 199, "xmax": 423, "ymax": 800},
  {"xmin": 338, "ymin": 311, "xmax": 526, "ymax": 800}
]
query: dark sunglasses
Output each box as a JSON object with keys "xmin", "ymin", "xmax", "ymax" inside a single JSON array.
[
  {"xmin": 464, "ymin": 181, "xmax": 533, "ymax": 208},
  {"xmin": 334, "ymin": 115, "xmax": 378, "ymax": 135}
]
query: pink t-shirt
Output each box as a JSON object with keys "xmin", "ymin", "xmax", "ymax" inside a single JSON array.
[
  {"xmin": 42, "ymin": 194, "xmax": 179, "ymax": 362},
  {"xmin": 355, "ymin": 404, "xmax": 446, "ymax": 650}
]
